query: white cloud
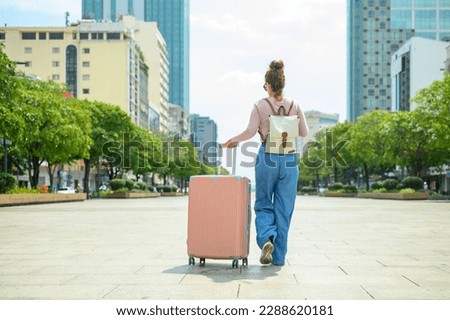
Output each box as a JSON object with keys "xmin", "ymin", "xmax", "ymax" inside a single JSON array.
[{"xmin": 216, "ymin": 70, "xmax": 262, "ymax": 85}]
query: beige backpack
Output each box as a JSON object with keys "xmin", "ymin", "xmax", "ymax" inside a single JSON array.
[{"xmin": 261, "ymin": 98, "xmax": 300, "ymax": 154}]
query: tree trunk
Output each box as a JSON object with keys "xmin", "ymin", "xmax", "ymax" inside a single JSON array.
[
  {"xmin": 83, "ymin": 158, "xmax": 91, "ymax": 199},
  {"xmin": 28, "ymin": 156, "xmax": 41, "ymax": 188},
  {"xmin": 363, "ymin": 163, "xmax": 370, "ymax": 191},
  {"xmin": 46, "ymin": 163, "xmax": 58, "ymax": 192}
]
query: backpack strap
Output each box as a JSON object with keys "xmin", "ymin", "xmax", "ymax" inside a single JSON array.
[
  {"xmin": 264, "ymin": 98, "xmax": 277, "ymax": 115},
  {"xmin": 255, "ymin": 104, "xmax": 266, "ymax": 142},
  {"xmin": 264, "ymin": 98, "xmax": 294, "ymax": 116},
  {"xmin": 287, "ymin": 100, "xmax": 294, "ymax": 115}
]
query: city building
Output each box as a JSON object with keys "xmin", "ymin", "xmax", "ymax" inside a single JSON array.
[
  {"xmin": 168, "ymin": 103, "xmax": 190, "ymax": 140},
  {"xmin": 82, "ymin": 0, "xmax": 190, "ymax": 112},
  {"xmin": 190, "ymin": 114, "xmax": 218, "ymax": 166},
  {"xmin": 0, "ymin": 16, "xmax": 168, "ymax": 132},
  {"xmin": 392, "ymin": 37, "xmax": 448, "ymax": 111},
  {"xmin": 347, "ymin": 0, "xmax": 450, "ymax": 121}
]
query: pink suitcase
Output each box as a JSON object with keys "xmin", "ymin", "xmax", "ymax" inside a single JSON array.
[{"xmin": 187, "ymin": 153, "xmax": 251, "ymax": 268}]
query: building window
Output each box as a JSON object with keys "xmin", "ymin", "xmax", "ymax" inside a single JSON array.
[
  {"xmin": 391, "ymin": 10, "xmax": 412, "ymax": 29},
  {"xmin": 82, "ymin": 74, "xmax": 90, "ymax": 81},
  {"xmin": 368, "ymin": 89, "xmax": 375, "ymax": 96},
  {"xmin": 82, "ymin": 61, "xmax": 90, "ymax": 67},
  {"xmin": 415, "ymin": 10, "xmax": 437, "ymax": 30},
  {"xmin": 368, "ymin": 78, "xmax": 375, "ymax": 85},
  {"xmin": 440, "ymin": 10, "xmax": 450, "ymax": 29},
  {"xmin": 52, "ymin": 47, "xmax": 60, "ymax": 54},
  {"xmin": 0, "ymin": 33, "xmax": 5, "ymax": 40},
  {"xmin": 39, "ymin": 32, "xmax": 46, "ymax": 40},
  {"xmin": 416, "ymin": 32, "xmax": 437, "ymax": 40},
  {"xmin": 49, "ymin": 32, "xmax": 64, "ymax": 40},
  {"xmin": 91, "ymin": 32, "xmax": 104, "ymax": 40},
  {"xmin": 52, "ymin": 74, "xmax": 60, "ymax": 81},
  {"xmin": 380, "ymin": 89, "xmax": 387, "ymax": 96},
  {"xmin": 83, "ymin": 48, "xmax": 90, "ymax": 54},
  {"xmin": 391, "ymin": 0, "xmax": 412, "ymax": 7},
  {"xmin": 415, "ymin": 0, "xmax": 436, "ymax": 7},
  {"xmin": 24, "ymin": 47, "xmax": 32, "ymax": 54},
  {"xmin": 52, "ymin": 61, "xmax": 60, "ymax": 67},
  {"xmin": 107, "ymin": 32, "xmax": 121, "ymax": 40},
  {"xmin": 72, "ymin": 32, "xmax": 77, "ymax": 40},
  {"xmin": 21, "ymin": 32, "xmax": 36, "ymax": 40},
  {"xmin": 82, "ymin": 88, "xmax": 90, "ymax": 94},
  {"xmin": 66, "ymin": 45, "xmax": 77, "ymax": 97},
  {"xmin": 80, "ymin": 33, "xmax": 89, "ymax": 40}
]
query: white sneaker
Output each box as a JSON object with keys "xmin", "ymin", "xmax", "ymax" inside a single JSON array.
[{"xmin": 259, "ymin": 240, "xmax": 274, "ymax": 264}]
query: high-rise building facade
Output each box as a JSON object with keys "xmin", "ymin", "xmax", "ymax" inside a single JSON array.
[
  {"xmin": 168, "ymin": 103, "xmax": 190, "ymax": 140},
  {"xmin": 190, "ymin": 114, "xmax": 218, "ymax": 166},
  {"xmin": 82, "ymin": 0, "xmax": 190, "ymax": 112},
  {"xmin": 347, "ymin": 0, "xmax": 450, "ymax": 121}
]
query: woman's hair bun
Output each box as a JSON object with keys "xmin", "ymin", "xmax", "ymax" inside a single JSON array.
[{"xmin": 270, "ymin": 60, "xmax": 284, "ymax": 71}]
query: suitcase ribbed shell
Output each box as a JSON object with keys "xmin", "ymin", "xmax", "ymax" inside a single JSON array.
[{"xmin": 187, "ymin": 175, "xmax": 251, "ymax": 261}]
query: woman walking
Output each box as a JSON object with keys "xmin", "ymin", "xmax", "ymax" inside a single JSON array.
[{"xmin": 223, "ymin": 60, "xmax": 309, "ymax": 266}]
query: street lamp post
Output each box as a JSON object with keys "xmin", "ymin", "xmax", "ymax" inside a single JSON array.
[{"xmin": 2, "ymin": 136, "xmax": 11, "ymax": 174}]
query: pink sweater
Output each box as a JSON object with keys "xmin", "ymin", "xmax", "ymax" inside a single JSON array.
[{"xmin": 231, "ymin": 96, "xmax": 309, "ymax": 143}]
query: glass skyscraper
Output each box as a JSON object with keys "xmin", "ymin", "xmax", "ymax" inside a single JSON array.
[
  {"xmin": 347, "ymin": 0, "xmax": 450, "ymax": 121},
  {"xmin": 82, "ymin": 0, "xmax": 190, "ymax": 112}
]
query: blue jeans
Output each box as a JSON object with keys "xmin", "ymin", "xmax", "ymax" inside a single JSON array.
[{"xmin": 254, "ymin": 144, "xmax": 299, "ymax": 265}]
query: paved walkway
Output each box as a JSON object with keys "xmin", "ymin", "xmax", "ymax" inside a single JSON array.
[{"xmin": 0, "ymin": 196, "xmax": 449, "ymax": 300}]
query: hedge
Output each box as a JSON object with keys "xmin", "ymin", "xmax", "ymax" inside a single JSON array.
[
  {"xmin": 0, "ymin": 173, "xmax": 17, "ymax": 194},
  {"xmin": 400, "ymin": 176, "xmax": 424, "ymax": 191},
  {"xmin": 382, "ymin": 179, "xmax": 399, "ymax": 191}
]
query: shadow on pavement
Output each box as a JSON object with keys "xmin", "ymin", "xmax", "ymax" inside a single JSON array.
[{"xmin": 163, "ymin": 262, "xmax": 282, "ymax": 284}]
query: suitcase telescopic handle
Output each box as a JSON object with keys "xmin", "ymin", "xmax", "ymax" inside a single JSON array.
[{"xmin": 218, "ymin": 144, "xmax": 238, "ymax": 175}]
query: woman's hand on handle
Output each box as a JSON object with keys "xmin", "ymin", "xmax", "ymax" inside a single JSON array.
[{"xmin": 222, "ymin": 139, "xmax": 239, "ymax": 148}]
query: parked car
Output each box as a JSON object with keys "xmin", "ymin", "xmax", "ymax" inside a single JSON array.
[{"xmin": 56, "ymin": 187, "xmax": 76, "ymax": 194}]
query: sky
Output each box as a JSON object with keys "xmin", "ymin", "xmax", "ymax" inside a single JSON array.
[{"xmin": 0, "ymin": 0, "xmax": 347, "ymax": 180}]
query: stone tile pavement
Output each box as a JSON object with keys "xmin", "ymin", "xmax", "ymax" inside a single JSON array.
[{"xmin": 0, "ymin": 195, "xmax": 449, "ymax": 300}]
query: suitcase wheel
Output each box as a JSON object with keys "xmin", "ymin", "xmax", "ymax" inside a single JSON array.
[
  {"xmin": 243, "ymin": 258, "xmax": 248, "ymax": 266},
  {"xmin": 200, "ymin": 258, "xmax": 206, "ymax": 266},
  {"xmin": 232, "ymin": 259, "xmax": 239, "ymax": 269},
  {"xmin": 188, "ymin": 257, "xmax": 195, "ymax": 266}
]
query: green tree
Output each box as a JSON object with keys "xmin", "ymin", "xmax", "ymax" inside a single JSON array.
[
  {"xmin": 124, "ymin": 125, "xmax": 162, "ymax": 183},
  {"xmin": 13, "ymin": 76, "xmax": 90, "ymax": 188},
  {"xmin": 301, "ymin": 122, "xmax": 353, "ymax": 187},
  {"xmin": 170, "ymin": 138, "xmax": 202, "ymax": 192},
  {"xmin": 389, "ymin": 109, "xmax": 448, "ymax": 178},
  {"xmin": 410, "ymin": 75, "xmax": 450, "ymax": 172},
  {"xmin": 83, "ymin": 101, "xmax": 134, "ymax": 194},
  {"xmin": 43, "ymin": 96, "xmax": 92, "ymax": 191},
  {"xmin": 348, "ymin": 111, "xmax": 396, "ymax": 190},
  {"xmin": 0, "ymin": 45, "xmax": 22, "ymax": 139},
  {"xmin": 0, "ymin": 45, "xmax": 24, "ymax": 172}
]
